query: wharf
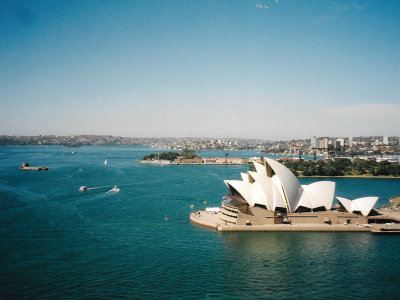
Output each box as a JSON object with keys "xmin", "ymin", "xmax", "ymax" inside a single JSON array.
[
  {"xmin": 217, "ymin": 224, "xmax": 371, "ymax": 232},
  {"xmin": 370, "ymin": 223, "xmax": 400, "ymax": 234},
  {"xmin": 190, "ymin": 210, "xmax": 400, "ymax": 233},
  {"xmin": 190, "ymin": 210, "xmax": 222, "ymax": 229}
]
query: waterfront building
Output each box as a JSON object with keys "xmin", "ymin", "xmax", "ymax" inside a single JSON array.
[
  {"xmin": 223, "ymin": 158, "xmax": 345, "ymax": 215},
  {"xmin": 190, "ymin": 158, "xmax": 399, "ymax": 231}
]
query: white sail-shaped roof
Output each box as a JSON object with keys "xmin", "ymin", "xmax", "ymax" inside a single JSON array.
[
  {"xmin": 253, "ymin": 161, "xmax": 267, "ymax": 176},
  {"xmin": 251, "ymin": 183, "xmax": 269, "ymax": 208},
  {"xmin": 221, "ymin": 158, "xmax": 382, "ymax": 215},
  {"xmin": 224, "ymin": 180, "xmax": 254, "ymax": 206},
  {"xmin": 240, "ymin": 172, "xmax": 250, "ymax": 183},
  {"xmin": 271, "ymin": 176, "xmax": 288, "ymax": 211},
  {"xmin": 307, "ymin": 181, "xmax": 335, "ymax": 210},
  {"xmin": 296, "ymin": 181, "xmax": 336, "ymax": 211},
  {"xmin": 352, "ymin": 197, "xmax": 378, "ymax": 217},
  {"xmin": 264, "ymin": 158, "xmax": 303, "ymax": 212},
  {"xmin": 248, "ymin": 171, "xmax": 273, "ymax": 210},
  {"xmin": 296, "ymin": 188, "xmax": 314, "ymax": 210},
  {"xmin": 336, "ymin": 196, "xmax": 379, "ymax": 217},
  {"xmin": 336, "ymin": 196, "xmax": 352, "ymax": 213}
]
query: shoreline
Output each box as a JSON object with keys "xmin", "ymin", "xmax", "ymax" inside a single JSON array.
[
  {"xmin": 140, "ymin": 160, "xmax": 400, "ymax": 178},
  {"xmin": 217, "ymin": 224, "xmax": 371, "ymax": 232},
  {"xmin": 190, "ymin": 210, "xmax": 400, "ymax": 233},
  {"xmin": 298, "ymin": 175, "xmax": 400, "ymax": 179}
]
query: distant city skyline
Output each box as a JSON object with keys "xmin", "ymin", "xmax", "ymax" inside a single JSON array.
[{"xmin": 1, "ymin": 0, "xmax": 399, "ymax": 139}]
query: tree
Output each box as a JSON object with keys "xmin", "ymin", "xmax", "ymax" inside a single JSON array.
[{"xmin": 181, "ymin": 149, "xmax": 196, "ymax": 159}]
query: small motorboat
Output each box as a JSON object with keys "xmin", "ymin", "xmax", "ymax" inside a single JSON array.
[
  {"xmin": 104, "ymin": 159, "xmax": 108, "ymax": 165},
  {"xmin": 109, "ymin": 185, "xmax": 120, "ymax": 192},
  {"xmin": 79, "ymin": 186, "xmax": 88, "ymax": 192}
]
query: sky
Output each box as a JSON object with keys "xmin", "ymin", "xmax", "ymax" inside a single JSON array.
[{"xmin": 0, "ymin": 0, "xmax": 399, "ymax": 139}]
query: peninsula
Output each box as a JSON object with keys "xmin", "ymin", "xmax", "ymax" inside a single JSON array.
[
  {"xmin": 140, "ymin": 150, "xmax": 400, "ymax": 178},
  {"xmin": 139, "ymin": 150, "xmax": 248, "ymax": 165},
  {"xmin": 190, "ymin": 158, "xmax": 400, "ymax": 233}
]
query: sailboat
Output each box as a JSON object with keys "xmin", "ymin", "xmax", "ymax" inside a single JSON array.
[{"xmin": 104, "ymin": 159, "xmax": 108, "ymax": 165}]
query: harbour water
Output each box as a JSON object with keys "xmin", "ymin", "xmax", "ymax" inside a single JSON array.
[{"xmin": 1, "ymin": 145, "xmax": 400, "ymax": 299}]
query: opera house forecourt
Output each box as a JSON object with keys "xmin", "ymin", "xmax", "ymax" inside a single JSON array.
[{"xmin": 190, "ymin": 158, "xmax": 400, "ymax": 233}]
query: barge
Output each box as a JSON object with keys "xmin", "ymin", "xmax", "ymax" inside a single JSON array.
[{"xmin": 19, "ymin": 162, "xmax": 48, "ymax": 171}]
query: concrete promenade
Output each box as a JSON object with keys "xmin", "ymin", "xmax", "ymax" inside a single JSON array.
[
  {"xmin": 190, "ymin": 210, "xmax": 221, "ymax": 229},
  {"xmin": 190, "ymin": 210, "xmax": 400, "ymax": 233},
  {"xmin": 217, "ymin": 224, "xmax": 371, "ymax": 232}
]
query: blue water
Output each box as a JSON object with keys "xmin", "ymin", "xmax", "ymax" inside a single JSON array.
[{"xmin": 1, "ymin": 145, "xmax": 400, "ymax": 299}]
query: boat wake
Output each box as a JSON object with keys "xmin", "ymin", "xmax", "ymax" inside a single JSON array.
[{"xmin": 79, "ymin": 185, "xmax": 120, "ymax": 194}]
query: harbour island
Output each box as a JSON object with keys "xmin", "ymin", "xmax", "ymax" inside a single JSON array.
[
  {"xmin": 190, "ymin": 158, "xmax": 400, "ymax": 233},
  {"xmin": 139, "ymin": 150, "xmax": 248, "ymax": 165},
  {"xmin": 139, "ymin": 150, "xmax": 400, "ymax": 178}
]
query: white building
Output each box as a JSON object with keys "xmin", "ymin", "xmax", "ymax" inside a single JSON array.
[
  {"xmin": 311, "ymin": 136, "xmax": 318, "ymax": 148},
  {"xmin": 336, "ymin": 138, "xmax": 345, "ymax": 148},
  {"xmin": 223, "ymin": 158, "xmax": 377, "ymax": 215},
  {"xmin": 320, "ymin": 138, "xmax": 329, "ymax": 149},
  {"xmin": 190, "ymin": 158, "xmax": 392, "ymax": 230},
  {"xmin": 383, "ymin": 136, "xmax": 389, "ymax": 145}
]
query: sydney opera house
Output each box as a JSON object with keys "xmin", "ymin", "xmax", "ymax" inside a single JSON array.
[{"xmin": 190, "ymin": 158, "xmax": 400, "ymax": 232}]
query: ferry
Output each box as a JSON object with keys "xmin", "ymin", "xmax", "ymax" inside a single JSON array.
[{"xmin": 19, "ymin": 162, "xmax": 48, "ymax": 171}]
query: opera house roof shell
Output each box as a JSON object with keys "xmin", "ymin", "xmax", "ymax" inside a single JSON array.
[
  {"xmin": 224, "ymin": 157, "xmax": 377, "ymax": 216},
  {"xmin": 337, "ymin": 196, "xmax": 379, "ymax": 217}
]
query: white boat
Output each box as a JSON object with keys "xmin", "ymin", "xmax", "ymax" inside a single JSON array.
[
  {"xmin": 79, "ymin": 186, "xmax": 88, "ymax": 192},
  {"xmin": 104, "ymin": 159, "xmax": 108, "ymax": 165},
  {"xmin": 109, "ymin": 185, "xmax": 120, "ymax": 192}
]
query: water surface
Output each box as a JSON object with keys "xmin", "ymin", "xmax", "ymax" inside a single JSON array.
[{"xmin": 1, "ymin": 146, "xmax": 399, "ymax": 299}]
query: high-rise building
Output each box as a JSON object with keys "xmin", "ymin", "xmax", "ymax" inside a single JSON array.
[
  {"xmin": 337, "ymin": 138, "xmax": 345, "ymax": 148},
  {"xmin": 321, "ymin": 138, "xmax": 329, "ymax": 149},
  {"xmin": 383, "ymin": 136, "xmax": 389, "ymax": 145},
  {"xmin": 348, "ymin": 136, "xmax": 353, "ymax": 148},
  {"xmin": 311, "ymin": 136, "xmax": 318, "ymax": 148}
]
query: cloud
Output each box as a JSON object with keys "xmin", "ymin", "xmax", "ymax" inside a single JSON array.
[{"xmin": 255, "ymin": 4, "xmax": 269, "ymax": 10}]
